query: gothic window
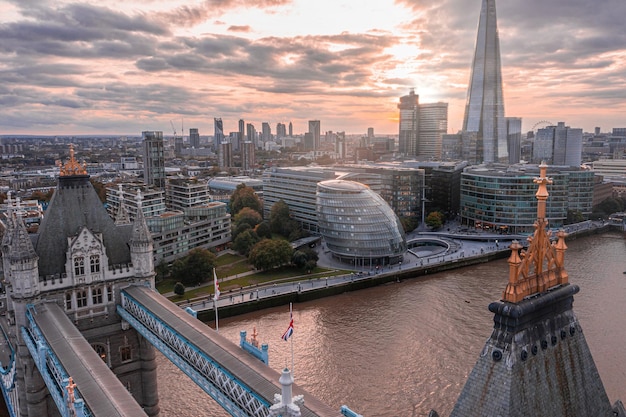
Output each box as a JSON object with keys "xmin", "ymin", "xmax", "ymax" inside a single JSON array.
[
  {"xmin": 92, "ymin": 287, "xmax": 103, "ymax": 304},
  {"xmin": 92, "ymin": 343, "xmax": 107, "ymax": 363},
  {"xmin": 65, "ymin": 293, "xmax": 72, "ymax": 310},
  {"xmin": 76, "ymin": 290, "xmax": 87, "ymax": 308},
  {"xmin": 74, "ymin": 257, "xmax": 85, "ymax": 276},
  {"xmin": 90, "ymin": 255, "xmax": 100, "ymax": 273},
  {"xmin": 120, "ymin": 345, "xmax": 132, "ymax": 362},
  {"xmin": 107, "ymin": 285, "xmax": 113, "ymax": 303}
]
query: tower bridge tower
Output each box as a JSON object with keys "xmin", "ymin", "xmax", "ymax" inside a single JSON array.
[
  {"xmin": 1, "ymin": 145, "xmax": 160, "ymax": 416},
  {"xmin": 448, "ymin": 163, "xmax": 622, "ymax": 417}
]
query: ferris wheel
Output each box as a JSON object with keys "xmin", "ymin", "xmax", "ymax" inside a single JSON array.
[{"xmin": 531, "ymin": 120, "xmax": 554, "ymax": 132}]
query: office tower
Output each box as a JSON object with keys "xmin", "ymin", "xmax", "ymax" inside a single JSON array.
[
  {"xmin": 368, "ymin": 127, "xmax": 374, "ymax": 141},
  {"xmin": 214, "ymin": 118, "xmax": 224, "ymax": 149},
  {"xmin": 534, "ymin": 122, "xmax": 583, "ymax": 166},
  {"xmin": 398, "ymin": 90, "xmax": 448, "ymax": 159},
  {"xmin": 189, "ymin": 128, "xmax": 200, "ymax": 149},
  {"xmin": 462, "ymin": 0, "xmax": 507, "ymax": 163},
  {"xmin": 418, "ymin": 102, "xmax": 448, "ymax": 159},
  {"xmin": 142, "ymin": 131, "xmax": 165, "ymax": 189},
  {"xmin": 261, "ymin": 122, "xmax": 271, "ymax": 144},
  {"xmin": 276, "ymin": 123, "xmax": 286, "ymax": 139},
  {"xmin": 506, "ymin": 117, "xmax": 522, "ymax": 164},
  {"xmin": 398, "ymin": 89, "xmax": 419, "ymax": 155},
  {"xmin": 288, "ymin": 122, "xmax": 293, "ymax": 137},
  {"xmin": 246, "ymin": 123, "xmax": 257, "ymax": 149},
  {"xmin": 335, "ymin": 131, "xmax": 346, "ymax": 160},
  {"xmin": 174, "ymin": 136, "xmax": 183, "ymax": 156},
  {"xmin": 237, "ymin": 119, "xmax": 245, "ymax": 151},
  {"xmin": 303, "ymin": 133, "xmax": 314, "ymax": 151},
  {"xmin": 308, "ymin": 120, "xmax": 321, "ymax": 150},
  {"xmin": 242, "ymin": 141, "xmax": 255, "ymax": 173},
  {"xmin": 218, "ymin": 140, "xmax": 233, "ymax": 169}
]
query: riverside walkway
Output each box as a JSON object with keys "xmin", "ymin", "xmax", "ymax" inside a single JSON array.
[{"xmin": 174, "ymin": 220, "xmax": 608, "ymax": 317}]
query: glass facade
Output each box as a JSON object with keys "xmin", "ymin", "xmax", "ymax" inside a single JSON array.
[
  {"xmin": 462, "ymin": 0, "xmax": 507, "ymax": 163},
  {"xmin": 317, "ymin": 180, "xmax": 406, "ymax": 265},
  {"xmin": 460, "ymin": 165, "xmax": 594, "ymax": 233}
]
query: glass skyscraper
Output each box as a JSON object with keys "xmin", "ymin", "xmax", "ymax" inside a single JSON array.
[{"xmin": 462, "ymin": 0, "xmax": 507, "ymax": 164}]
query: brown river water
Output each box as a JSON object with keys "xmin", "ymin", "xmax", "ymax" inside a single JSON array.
[{"xmin": 156, "ymin": 233, "xmax": 626, "ymax": 417}]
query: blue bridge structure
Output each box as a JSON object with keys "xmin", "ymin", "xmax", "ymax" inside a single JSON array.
[{"xmin": 1, "ymin": 284, "xmax": 349, "ymax": 417}]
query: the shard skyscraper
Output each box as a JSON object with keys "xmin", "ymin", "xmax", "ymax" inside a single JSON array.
[{"xmin": 462, "ymin": 0, "xmax": 507, "ymax": 163}]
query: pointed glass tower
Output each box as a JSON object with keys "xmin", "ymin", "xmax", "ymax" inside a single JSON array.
[{"xmin": 462, "ymin": 0, "xmax": 507, "ymax": 164}]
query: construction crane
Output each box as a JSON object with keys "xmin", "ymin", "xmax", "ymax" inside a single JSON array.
[{"xmin": 170, "ymin": 120, "xmax": 177, "ymax": 138}]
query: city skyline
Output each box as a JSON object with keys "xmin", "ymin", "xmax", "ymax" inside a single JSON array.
[{"xmin": 1, "ymin": 0, "xmax": 625, "ymax": 136}]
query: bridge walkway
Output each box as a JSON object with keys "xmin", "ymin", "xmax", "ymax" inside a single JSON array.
[
  {"xmin": 31, "ymin": 302, "xmax": 148, "ymax": 416},
  {"xmin": 122, "ymin": 285, "xmax": 343, "ymax": 417}
]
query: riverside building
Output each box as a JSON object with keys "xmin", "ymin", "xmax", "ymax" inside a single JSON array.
[
  {"xmin": 316, "ymin": 180, "xmax": 407, "ymax": 266},
  {"xmin": 460, "ymin": 164, "xmax": 595, "ymax": 233},
  {"xmin": 106, "ymin": 182, "xmax": 231, "ymax": 264}
]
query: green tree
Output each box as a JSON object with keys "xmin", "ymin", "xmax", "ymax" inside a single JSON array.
[
  {"xmin": 232, "ymin": 222, "xmax": 251, "ymax": 240},
  {"xmin": 171, "ymin": 248, "xmax": 216, "ymax": 286},
  {"xmin": 593, "ymin": 197, "xmax": 623, "ymax": 219},
  {"xmin": 155, "ymin": 260, "xmax": 171, "ymax": 283},
  {"xmin": 90, "ymin": 179, "xmax": 108, "ymax": 203},
  {"xmin": 425, "ymin": 211, "xmax": 444, "ymax": 230},
  {"xmin": 232, "ymin": 229, "xmax": 260, "ymax": 256},
  {"xmin": 248, "ymin": 239, "xmax": 293, "ymax": 271},
  {"xmin": 28, "ymin": 189, "xmax": 54, "ymax": 202},
  {"xmin": 173, "ymin": 282, "xmax": 185, "ymax": 296},
  {"xmin": 234, "ymin": 207, "xmax": 263, "ymax": 228},
  {"xmin": 269, "ymin": 200, "xmax": 302, "ymax": 240},
  {"xmin": 292, "ymin": 247, "xmax": 318, "ymax": 270},
  {"xmin": 292, "ymin": 250, "xmax": 308, "ymax": 269},
  {"xmin": 255, "ymin": 221, "xmax": 272, "ymax": 239},
  {"xmin": 566, "ymin": 209, "xmax": 585, "ymax": 225},
  {"xmin": 399, "ymin": 216, "xmax": 420, "ymax": 233},
  {"xmin": 230, "ymin": 183, "xmax": 262, "ymax": 216}
]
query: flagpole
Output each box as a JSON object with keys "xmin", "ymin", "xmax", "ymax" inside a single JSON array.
[
  {"xmin": 214, "ymin": 268, "xmax": 220, "ymax": 332},
  {"xmin": 290, "ymin": 302, "xmax": 294, "ymax": 378}
]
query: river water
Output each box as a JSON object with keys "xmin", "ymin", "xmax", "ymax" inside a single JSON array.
[{"xmin": 156, "ymin": 233, "xmax": 626, "ymax": 417}]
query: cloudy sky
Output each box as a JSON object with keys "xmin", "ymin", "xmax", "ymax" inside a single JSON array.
[{"xmin": 1, "ymin": 0, "xmax": 625, "ymax": 136}]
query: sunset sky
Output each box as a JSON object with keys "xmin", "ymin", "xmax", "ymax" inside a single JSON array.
[{"xmin": 1, "ymin": 0, "xmax": 625, "ymax": 137}]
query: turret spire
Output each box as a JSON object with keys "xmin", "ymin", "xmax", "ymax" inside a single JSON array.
[
  {"xmin": 59, "ymin": 144, "xmax": 87, "ymax": 177},
  {"xmin": 503, "ymin": 162, "xmax": 568, "ymax": 303}
]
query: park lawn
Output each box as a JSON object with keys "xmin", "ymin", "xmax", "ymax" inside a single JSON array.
[
  {"xmin": 215, "ymin": 252, "xmax": 245, "ymax": 266},
  {"xmin": 163, "ymin": 265, "xmax": 353, "ymax": 303}
]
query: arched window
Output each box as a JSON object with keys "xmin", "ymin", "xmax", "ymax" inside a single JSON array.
[
  {"xmin": 90, "ymin": 255, "xmax": 100, "ymax": 273},
  {"xmin": 74, "ymin": 257, "xmax": 85, "ymax": 276},
  {"xmin": 65, "ymin": 293, "xmax": 72, "ymax": 310},
  {"xmin": 92, "ymin": 343, "xmax": 107, "ymax": 363},
  {"xmin": 76, "ymin": 290, "xmax": 87, "ymax": 308},
  {"xmin": 92, "ymin": 287, "xmax": 103, "ymax": 304}
]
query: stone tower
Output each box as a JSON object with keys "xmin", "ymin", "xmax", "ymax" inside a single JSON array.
[
  {"xmin": 448, "ymin": 163, "xmax": 623, "ymax": 417},
  {"xmin": 2, "ymin": 145, "xmax": 160, "ymax": 416}
]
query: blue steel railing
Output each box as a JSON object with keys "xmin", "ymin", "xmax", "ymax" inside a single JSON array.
[
  {"xmin": 118, "ymin": 289, "xmax": 271, "ymax": 417},
  {"xmin": 0, "ymin": 323, "xmax": 18, "ymax": 417},
  {"xmin": 22, "ymin": 305, "xmax": 92, "ymax": 417}
]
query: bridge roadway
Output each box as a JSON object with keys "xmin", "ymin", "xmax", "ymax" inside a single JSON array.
[
  {"xmin": 123, "ymin": 285, "xmax": 343, "ymax": 417},
  {"xmin": 31, "ymin": 301, "xmax": 148, "ymax": 416}
]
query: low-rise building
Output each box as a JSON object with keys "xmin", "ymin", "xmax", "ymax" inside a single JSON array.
[{"xmin": 460, "ymin": 164, "xmax": 594, "ymax": 233}]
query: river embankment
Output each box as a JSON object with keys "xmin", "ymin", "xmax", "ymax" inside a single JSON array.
[{"xmin": 194, "ymin": 222, "xmax": 611, "ymax": 323}]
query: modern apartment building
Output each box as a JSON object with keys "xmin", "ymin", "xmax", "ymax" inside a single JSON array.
[{"xmin": 142, "ymin": 131, "xmax": 165, "ymax": 189}]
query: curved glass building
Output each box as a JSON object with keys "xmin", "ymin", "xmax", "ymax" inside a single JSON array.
[{"xmin": 316, "ymin": 180, "xmax": 406, "ymax": 266}]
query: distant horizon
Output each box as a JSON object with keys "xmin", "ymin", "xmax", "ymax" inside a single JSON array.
[{"xmin": 1, "ymin": 0, "xmax": 625, "ymax": 136}]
